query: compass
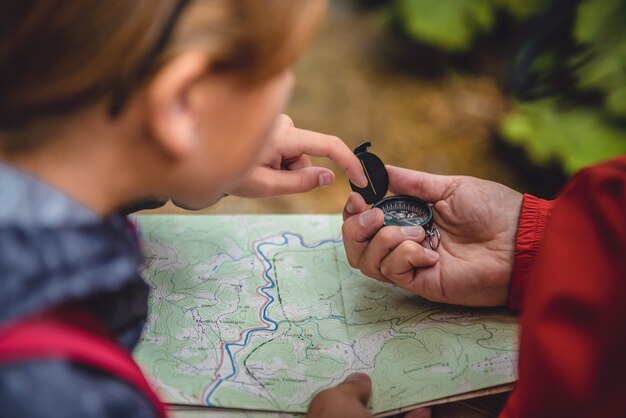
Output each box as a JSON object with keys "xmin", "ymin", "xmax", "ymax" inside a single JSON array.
[{"xmin": 349, "ymin": 142, "xmax": 440, "ymax": 250}]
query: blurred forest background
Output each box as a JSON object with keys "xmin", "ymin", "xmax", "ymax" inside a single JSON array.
[{"xmin": 156, "ymin": 0, "xmax": 626, "ymax": 215}]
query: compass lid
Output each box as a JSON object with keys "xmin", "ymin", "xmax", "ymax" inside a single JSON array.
[{"xmin": 349, "ymin": 142, "xmax": 388, "ymax": 204}]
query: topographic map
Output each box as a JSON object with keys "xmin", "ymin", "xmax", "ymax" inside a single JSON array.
[{"xmin": 134, "ymin": 215, "xmax": 518, "ymax": 416}]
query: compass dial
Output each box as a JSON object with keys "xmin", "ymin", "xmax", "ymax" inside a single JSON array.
[{"xmin": 373, "ymin": 196, "xmax": 433, "ymax": 227}]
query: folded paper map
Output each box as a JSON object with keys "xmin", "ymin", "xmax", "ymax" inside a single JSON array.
[{"xmin": 134, "ymin": 215, "xmax": 518, "ymax": 416}]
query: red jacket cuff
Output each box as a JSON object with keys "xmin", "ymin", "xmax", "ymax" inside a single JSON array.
[{"xmin": 507, "ymin": 194, "xmax": 555, "ymax": 311}]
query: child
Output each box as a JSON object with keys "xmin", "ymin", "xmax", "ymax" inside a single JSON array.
[{"xmin": 0, "ymin": 1, "xmax": 368, "ymax": 417}]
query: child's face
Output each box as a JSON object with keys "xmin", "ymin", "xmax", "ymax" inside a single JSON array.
[{"xmin": 165, "ymin": 69, "xmax": 294, "ymax": 208}]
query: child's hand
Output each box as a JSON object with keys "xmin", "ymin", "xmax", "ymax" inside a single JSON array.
[
  {"xmin": 341, "ymin": 166, "xmax": 523, "ymax": 307},
  {"xmin": 226, "ymin": 114, "xmax": 367, "ymax": 198}
]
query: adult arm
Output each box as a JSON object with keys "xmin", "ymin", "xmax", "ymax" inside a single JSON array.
[
  {"xmin": 506, "ymin": 194, "xmax": 555, "ymax": 311},
  {"xmin": 501, "ymin": 157, "xmax": 626, "ymax": 418}
]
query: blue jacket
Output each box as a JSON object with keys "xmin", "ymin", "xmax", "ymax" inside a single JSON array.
[{"xmin": 0, "ymin": 163, "xmax": 156, "ymax": 418}]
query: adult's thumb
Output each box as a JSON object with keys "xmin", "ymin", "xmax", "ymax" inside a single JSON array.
[
  {"xmin": 338, "ymin": 373, "xmax": 372, "ymax": 405},
  {"xmin": 308, "ymin": 373, "xmax": 373, "ymax": 418}
]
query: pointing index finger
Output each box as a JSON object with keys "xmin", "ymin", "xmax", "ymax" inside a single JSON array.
[{"xmin": 281, "ymin": 127, "xmax": 368, "ymax": 187}]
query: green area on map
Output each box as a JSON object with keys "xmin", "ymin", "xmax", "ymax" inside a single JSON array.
[{"xmin": 134, "ymin": 215, "xmax": 518, "ymax": 415}]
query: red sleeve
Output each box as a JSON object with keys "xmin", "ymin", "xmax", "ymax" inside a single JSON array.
[
  {"xmin": 500, "ymin": 156, "xmax": 626, "ymax": 418},
  {"xmin": 507, "ymin": 194, "xmax": 556, "ymax": 311}
]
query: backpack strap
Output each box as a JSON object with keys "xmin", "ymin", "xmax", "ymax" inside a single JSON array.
[{"xmin": 0, "ymin": 308, "xmax": 166, "ymax": 418}]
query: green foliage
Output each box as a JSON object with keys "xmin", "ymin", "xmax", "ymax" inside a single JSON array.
[
  {"xmin": 492, "ymin": 0, "xmax": 549, "ymax": 19},
  {"xmin": 377, "ymin": 0, "xmax": 626, "ymax": 175},
  {"xmin": 380, "ymin": 0, "xmax": 546, "ymax": 52},
  {"xmin": 394, "ymin": 0, "xmax": 495, "ymax": 52},
  {"xmin": 501, "ymin": 100, "xmax": 626, "ymax": 174},
  {"xmin": 498, "ymin": 0, "xmax": 626, "ymax": 174},
  {"xmin": 572, "ymin": 0, "xmax": 626, "ymax": 117}
]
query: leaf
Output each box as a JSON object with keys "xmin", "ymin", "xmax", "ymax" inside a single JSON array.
[
  {"xmin": 394, "ymin": 0, "xmax": 495, "ymax": 52},
  {"xmin": 381, "ymin": 0, "xmax": 547, "ymax": 52},
  {"xmin": 492, "ymin": 0, "xmax": 548, "ymax": 20},
  {"xmin": 573, "ymin": 0, "xmax": 619, "ymax": 42},
  {"xmin": 572, "ymin": 0, "xmax": 626, "ymax": 118},
  {"xmin": 500, "ymin": 99, "xmax": 626, "ymax": 174}
]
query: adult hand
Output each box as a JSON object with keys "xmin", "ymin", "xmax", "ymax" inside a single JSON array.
[
  {"xmin": 227, "ymin": 114, "xmax": 367, "ymax": 198},
  {"xmin": 307, "ymin": 373, "xmax": 432, "ymax": 418},
  {"xmin": 307, "ymin": 373, "xmax": 373, "ymax": 418},
  {"xmin": 341, "ymin": 165, "xmax": 523, "ymax": 307}
]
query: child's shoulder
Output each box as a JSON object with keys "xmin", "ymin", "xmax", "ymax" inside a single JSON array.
[
  {"xmin": 0, "ymin": 361, "xmax": 157, "ymax": 418},
  {"xmin": 0, "ymin": 162, "xmax": 146, "ymax": 330}
]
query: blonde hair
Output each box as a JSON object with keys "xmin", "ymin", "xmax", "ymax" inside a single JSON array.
[{"xmin": 0, "ymin": 0, "xmax": 325, "ymax": 147}]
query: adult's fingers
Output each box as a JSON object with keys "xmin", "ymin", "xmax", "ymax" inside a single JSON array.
[
  {"xmin": 379, "ymin": 242, "xmax": 442, "ymax": 300},
  {"xmin": 307, "ymin": 373, "xmax": 373, "ymax": 418},
  {"xmin": 404, "ymin": 407, "xmax": 432, "ymax": 418},
  {"xmin": 277, "ymin": 125, "xmax": 368, "ymax": 188},
  {"xmin": 358, "ymin": 226, "xmax": 427, "ymax": 282},
  {"xmin": 343, "ymin": 192, "xmax": 368, "ymax": 221},
  {"xmin": 387, "ymin": 165, "xmax": 456, "ymax": 203},
  {"xmin": 335, "ymin": 373, "xmax": 372, "ymax": 405},
  {"xmin": 341, "ymin": 208, "xmax": 384, "ymax": 269}
]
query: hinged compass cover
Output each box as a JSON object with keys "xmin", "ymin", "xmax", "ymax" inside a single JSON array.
[{"xmin": 349, "ymin": 142, "xmax": 389, "ymax": 204}]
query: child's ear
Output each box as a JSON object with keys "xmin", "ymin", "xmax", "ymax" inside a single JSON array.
[{"xmin": 143, "ymin": 52, "xmax": 209, "ymax": 159}]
